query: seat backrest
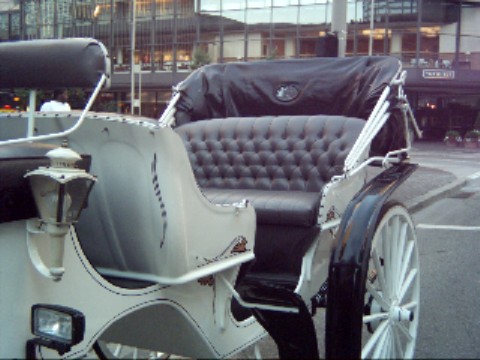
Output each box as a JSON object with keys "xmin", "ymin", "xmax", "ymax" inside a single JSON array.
[
  {"xmin": 175, "ymin": 115, "xmax": 365, "ymax": 193},
  {"xmin": 0, "ymin": 38, "xmax": 110, "ymax": 148},
  {"xmin": 174, "ymin": 56, "xmax": 400, "ymax": 126}
]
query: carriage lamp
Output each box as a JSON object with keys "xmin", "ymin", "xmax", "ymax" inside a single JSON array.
[
  {"xmin": 25, "ymin": 142, "xmax": 96, "ymax": 281},
  {"xmin": 27, "ymin": 304, "xmax": 85, "ymax": 356}
]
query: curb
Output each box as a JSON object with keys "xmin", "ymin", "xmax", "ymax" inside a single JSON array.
[{"xmin": 406, "ymin": 177, "xmax": 467, "ymax": 214}]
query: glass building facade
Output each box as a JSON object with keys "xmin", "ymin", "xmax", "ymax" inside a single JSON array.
[
  {"xmin": 0, "ymin": 1, "xmax": 469, "ymax": 68},
  {"xmin": 1, "ymin": 0, "xmax": 479, "ymax": 136}
]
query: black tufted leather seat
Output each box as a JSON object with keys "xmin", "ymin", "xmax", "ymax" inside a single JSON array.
[
  {"xmin": 174, "ymin": 56, "xmax": 399, "ymax": 314},
  {"xmin": 176, "ymin": 115, "xmax": 365, "ymax": 228},
  {"xmin": 177, "ymin": 113, "xmax": 366, "ymax": 313}
]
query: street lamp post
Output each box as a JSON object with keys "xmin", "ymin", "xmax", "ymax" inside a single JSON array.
[
  {"xmin": 130, "ymin": 0, "xmax": 136, "ymax": 115},
  {"xmin": 455, "ymin": 0, "xmax": 463, "ymax": 67},
  {"xmin": 331, "ymin": 0, "xmax": 347, "ymax": 57},
  {"xmin": 369, "ymin": 0, "xmax": 375, "ymax": 56}
]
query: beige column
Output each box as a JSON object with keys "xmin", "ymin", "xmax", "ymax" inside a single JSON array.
[
  {"xmin": 390, "ymin": 30, "xmax": 402, "ymax": 58},
  {"xmin": 331, "ymin": 0, "xmax": 347, "ymax": 57}
]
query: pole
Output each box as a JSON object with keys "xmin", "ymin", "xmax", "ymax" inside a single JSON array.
[
  {"xmin": 415, "ymin": 0, "xmax": 423, "ymax": 67},
  {"xmin": 130, "ymin": 0, "xmax": 136, "ymax": 115},
  {"xmin": 27, "ymin": 90, "xmax": 36, "ymax": 138},
  {"xmin": 384, "ymin": 0, "xmax": 389, "ymax": 55},
  {"xmin": 139, "ymin": 61, "xmax": 142, "ymax": 116},
  {"xmin": 331, "ymin": 0, "xmax": 347, "ymax": 57},
  {"xmin": 244, "ymin": 0, "xmax": 249, "ymax": 60},
  {"xmin": 454, "ymin": 0, "xmax": 462, "ymax": 67},
  {"xmin": 369, "ymin": 0, "xmax": 374, "ymax": 56},
  {"xmin": 353, "ymin": 0, "xmax": 358, "ymax": 55}
]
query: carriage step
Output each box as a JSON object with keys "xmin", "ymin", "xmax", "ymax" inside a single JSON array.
[
  {"xmin": 235, "ymin": 271, "xmax": 320, "ymax": 358},
  {"xmin": 235, "ymin": 271, "xmax": 299, "ymax": 309}
]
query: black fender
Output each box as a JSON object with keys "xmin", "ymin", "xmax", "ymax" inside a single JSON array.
[{"xmin": 325, "ymin": 162, "xmax": 418, "ymax": 359}]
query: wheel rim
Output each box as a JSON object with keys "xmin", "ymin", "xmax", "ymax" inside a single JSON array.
[{"xmin": 361, "ymin": 205, "xmax": 420, "ymax": 359}]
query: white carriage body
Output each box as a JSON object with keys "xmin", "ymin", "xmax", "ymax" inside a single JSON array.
[
  {"xmin": 0, "ymin": 38, "xmax": 420, "ymax": 359},
  {"xmin": 0, "ymin": 113, "xmax": 266, "ymax": 358}
]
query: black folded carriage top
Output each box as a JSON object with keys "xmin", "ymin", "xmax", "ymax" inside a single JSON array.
[
  {"xmin": 174, "ymin": 57, "xmax": 403, "ymax": 282},
  {"xmin": 175, "ymin": 56, "xmax": 401, "ymax": 124}
]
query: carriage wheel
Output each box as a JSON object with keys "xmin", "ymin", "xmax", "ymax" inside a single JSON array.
[
  {"xmin": 93, "ymin": 341, "xmax": 169, "ymax": 359},
  {"xmin": 326, "ymin": 202, "xmax": 420, "ymax": 359}
]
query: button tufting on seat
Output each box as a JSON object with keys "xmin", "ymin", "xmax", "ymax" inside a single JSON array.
[{"xmin": 176, "ymin": 115, "xmax": 365, "ymax": 226}]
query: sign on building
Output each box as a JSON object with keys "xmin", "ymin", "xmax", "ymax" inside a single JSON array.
[{"xmin": 422, "ymin": 69, "xmax": 455, "ymax": 80}]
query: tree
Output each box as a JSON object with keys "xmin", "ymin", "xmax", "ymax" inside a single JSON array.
[{"xmin": 190, "ymin": 47, "xmax": 211, "ymax": 70}]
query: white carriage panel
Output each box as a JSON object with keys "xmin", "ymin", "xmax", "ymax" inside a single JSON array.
[
  {"xmin": 27, "ymin": 114, "xmax": 256, "ymax": 284},
  {"xmin": 0, "ymin": 219, "xmax": 265, "ymax": 358}
]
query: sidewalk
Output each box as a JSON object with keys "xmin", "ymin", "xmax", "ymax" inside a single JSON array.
[{"xmin": 370, "ymin": 141, "xmax": 480, "ymax": 213}]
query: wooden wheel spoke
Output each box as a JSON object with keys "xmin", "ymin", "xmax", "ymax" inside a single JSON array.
[
  {"xmin": 401, "ymin": 300, "xmax": 418, "ymax": 310},
  {"xmin": 366, "ymin": 281, "xmax": 390, "ymax": 310},
  {"xmin": 388, "ymin": 328, "xmax": 396, "ymax": 358},
  {"xmin": 382, "ymin": 224, "xmax": 393, "ymax": 296},
  {"xmin": 95, "ymin": 341, "xmax": 168, "ymax": 359},
  {"xmin": 363, "ymin": 311, "xmax": 389, "ymax": 324},
  {"xmin": 399, "ymin": 268, "xmax": 418, "ymax": 303},
  {"xmin": 372, "ymin": 247, "xmax": 389, "ymax": 299},
  {"xmin": 398, "ymin": 240, "xmax": 415, "ymax": 296},
  {"xmin": 390, "ymin": 217, "xmax": 401, "ymax": 295},
  {"xmin": 395, "ymin": 223, "xmax": 408, "ymax": 293},
  {"xmin": 372, "ymin": 325, "xmax": 391, "ymax": 359},
  {"xmin": 393, "ymin": 326, "xmax": 405, "ymax": 358},
  {"xmin": 397, "ymin": 322, "xmax": 414, "ymax": 342},
  {"xmin": 113, "ymin": 345, "xmax": 123, "ymax": 358},
  {"xmin": 361, "ymin": 320, "xmax": 389, "ymax": 359}
]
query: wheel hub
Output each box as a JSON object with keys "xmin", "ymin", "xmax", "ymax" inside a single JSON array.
[
  {"xmin": 366, "ymin": 294, "xmax": 414, "ymax": 334},
  {"xmin": 390, "ymin": 306, "xmax": 414, "ymax": 322}
]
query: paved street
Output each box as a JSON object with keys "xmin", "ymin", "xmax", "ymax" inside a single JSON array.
[
  {"xmin": 409, "ymin": 141, "xmax": 480, "ymax": 179},
  {"xmin": 414, "ymin": 176, "xmax": 480, "ymax": 359}
]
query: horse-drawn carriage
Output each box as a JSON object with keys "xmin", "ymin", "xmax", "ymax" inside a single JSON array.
[{"xmin": 0, "ymin": 38, "xmax": 421, "ymax": 359}]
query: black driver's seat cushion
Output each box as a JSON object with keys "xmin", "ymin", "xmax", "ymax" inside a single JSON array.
[{"xmin": 176, "ymin": 115, "xmax": 365, "ymax": 279}]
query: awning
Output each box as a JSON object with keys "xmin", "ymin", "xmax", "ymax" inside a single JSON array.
[{"xmin": 405, "ymin": 68, "xmax": 480, "ymax": 95}]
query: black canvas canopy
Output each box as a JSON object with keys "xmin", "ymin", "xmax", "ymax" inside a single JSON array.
[{"xmin": 175, "ymin": 56, "xmax": 401, "ymax": 125}]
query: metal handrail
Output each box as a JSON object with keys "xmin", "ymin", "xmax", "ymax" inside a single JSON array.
[{"xmin": 0, "ymin": 74, "xmax": 107, "ymax": 147}]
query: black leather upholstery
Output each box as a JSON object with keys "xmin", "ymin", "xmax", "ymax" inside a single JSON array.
[
  {"xmin": 177, "ymin": 114, "xmax": 366, "ymax": 295},
  {"xmin": 0, "ymin": 38, "xmax": 108, "ymax": 89},
  {"xmin": 176, "ymin": 115, "xmax": 365, "ymax": 227},
  {"xmin": 201, "ymin": 188, "xmax": 320, "ymax": 227}
]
